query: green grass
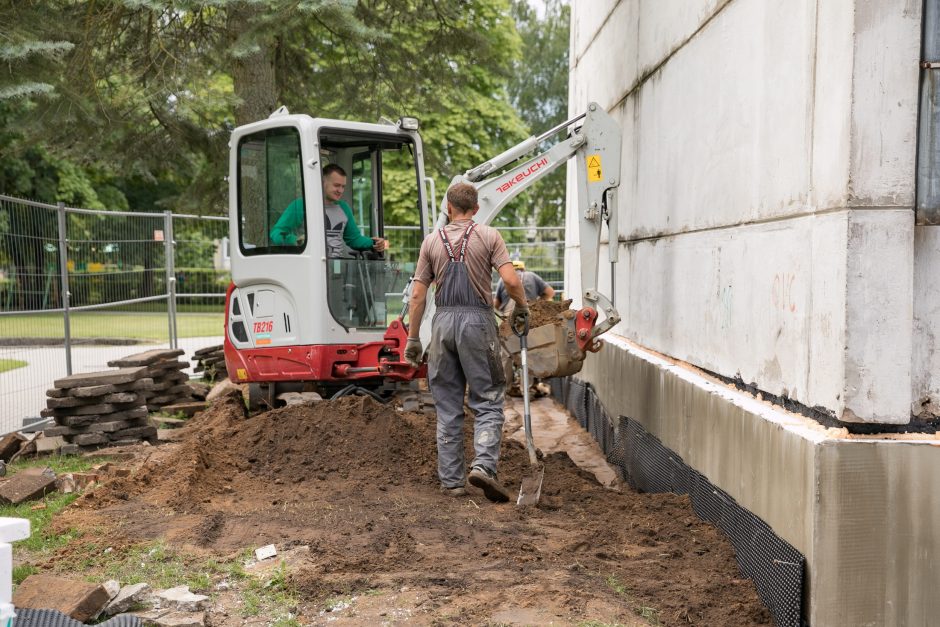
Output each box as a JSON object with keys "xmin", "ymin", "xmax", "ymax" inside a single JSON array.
[
  {"xmin": 0, "ymin": 359, "xmax": 27, "ymax": 373},
  {"xmin": 0, "ymin": 312, "xmax": 223, "ymax": 340}
]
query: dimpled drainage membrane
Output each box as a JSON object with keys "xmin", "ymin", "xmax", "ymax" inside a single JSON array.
[{"xmin": 549, "ymin": 377, "xmax": 806, "ymax": 627}]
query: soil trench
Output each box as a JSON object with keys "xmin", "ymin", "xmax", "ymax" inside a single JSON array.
[{"xmin": 53, "ymin": 389, "xmax": 771, "ymax": 626}]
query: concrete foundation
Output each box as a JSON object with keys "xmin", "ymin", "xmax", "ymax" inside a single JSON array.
[{"xmin": 580, "ymin": 335, "xmax": 940, "ymax": 626}]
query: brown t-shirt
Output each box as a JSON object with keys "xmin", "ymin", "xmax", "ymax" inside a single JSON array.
[{"xmin": 414, "ymin": 219, "xmax": 512, "ymax": 305}]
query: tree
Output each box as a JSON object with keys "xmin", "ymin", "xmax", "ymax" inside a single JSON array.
[
  {"xmin": 503, "ymin": 0, "xmax": 569, "ymax": 228},
  {"xmin": 21, "ymin": 0, "xmax": 528, "ymax": 215}
]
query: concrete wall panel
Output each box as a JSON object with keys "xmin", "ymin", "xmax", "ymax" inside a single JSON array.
[
  {"xmin": 913, "ymin": 226, "xmax": 940, "ymax": 415},
  {"xmin": 571, "ymin": 0, "xmax": 620, "ymax": 62},
  {"xmin": 637, "ymin": 0, "xmax": 730, "ymax": 80},
  {"xmin": 609, "ymin": 213, "xmax": 848, "ymax": 413},
  {"xmin": 569, "ymin": 2, "xmax": 638, "ymax": 114},
  {"xmin": 847, "ymin": 0, "xmax": 920, "ymax": 206},
  {"xmin": 842, "ymin": 210, "xmax": 914, "ymax": 423},
  {"xmin": 630, "ymin": 0, "xmax": 816, "ymax": 239}
]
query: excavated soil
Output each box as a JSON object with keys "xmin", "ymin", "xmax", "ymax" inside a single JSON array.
[
  {"xmin": 53, "ymin": 390, "xmax": 771, "ymax": 626},
  {"xmin": 499, "ymin": 299, "xmax": 574, "ymax": 338}
]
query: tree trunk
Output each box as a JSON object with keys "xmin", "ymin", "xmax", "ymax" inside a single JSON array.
[{"xmin": 227, "ymin": 5, "xmax": 279, "ymax": 126}]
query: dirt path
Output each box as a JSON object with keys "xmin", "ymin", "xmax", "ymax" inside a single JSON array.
[{"xmin": 53, "ymin": 390, "xmax": 770, "ymax": 626}]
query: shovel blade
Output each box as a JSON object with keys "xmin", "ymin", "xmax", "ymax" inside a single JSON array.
[{"xmin": 516, "ymin": 466, "xmax": 545, "ymax": 507}]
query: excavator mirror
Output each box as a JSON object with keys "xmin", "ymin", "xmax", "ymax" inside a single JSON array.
[{"xmin": 398, "ymin": 116, "xmax": 419, "ymax": 131}]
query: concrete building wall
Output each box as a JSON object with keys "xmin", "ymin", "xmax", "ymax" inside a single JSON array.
[{"xmin": 567, "ymin": 0, "xmax": 921, "ymax": 424}]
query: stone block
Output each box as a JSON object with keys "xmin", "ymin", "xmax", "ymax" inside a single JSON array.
[
  {"xmin": 43, "ymin": 425, "xmax": 76, "ymax": 438},
  {"xmin": 111, "ymin": 426, "xmax": 157, "ymax": 440},
  {"xmin": 193, "ymin": 344, "xmax": 222, "ymax": 356},
  {"xmin": 35, "ymin": 436, "xmax": 65, "ymax": 453},
  {"xmin": 46, "ymin": 387, "xmax": 67, "ymax": 398},
  {"xmin": 0, "ymin": 467, "xmax": 56, "ymax": 504},
  {"xmin": 104, "ymin": 582, "xmax": 151, "ymax": 616},
  {"xmin": 154, "ymin": 586, "xmax": 209, "ymax": 612},
  {"xmin": 59, "ymin": 444, "xmax": 81, "ymax": 456},
  {"xmin": 107, "ymin": 349, "xmax": 184, "ymax": 367},
  {"xmin": 73, "ymin": 433, "xmax": 110, "ymax": 446},
  {"xmin": 13, "ymin": 574, "xmax": 112, "ymax": 622},
  {"xmin": 54, "ymin": 367, "xmax": 148, "ymax": 390},
  {"xmin": 84, "ymin": 420, "xmax": 131, "ymax": 433},
  {"xmin": 46, "ymin": 395, "xmax": 96, "ymax": 409},
  {"xmin": 102, "ymin": 392, "xmax": 141, "ymax": 404}
]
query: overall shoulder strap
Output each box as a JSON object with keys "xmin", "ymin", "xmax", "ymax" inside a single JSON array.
[
  {"xmin": 437, "ymin": 228, "xmax": 457, "ymax": 262},
  {"xmin": 457, "ymin": 222, "xmax": 477, "ymax": 262}
]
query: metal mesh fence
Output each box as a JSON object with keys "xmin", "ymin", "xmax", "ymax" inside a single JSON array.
[
  {"xmin": 549, "ymin": 377, "xmax": 806, "ymax": 627},
  {"xmin": 0, "ymin": 195, "xmax": 228, "ymax": 434}
]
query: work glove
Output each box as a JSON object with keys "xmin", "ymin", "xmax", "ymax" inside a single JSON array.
[
  {"xmin": 511, "ymin": 303, "xmax": 530, "ymax": 334},
  {"xmin": 404, "ymin": 337, "xmax": 423, "ymax": 368}
]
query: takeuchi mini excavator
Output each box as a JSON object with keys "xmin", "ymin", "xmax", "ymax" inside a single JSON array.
[{"xmin": 223, "ymin": 102, "xmax": 622, "ymax": 407}]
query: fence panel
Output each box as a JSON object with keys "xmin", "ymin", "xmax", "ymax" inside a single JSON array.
[
  {"xmin": 0, "ymin": 199, "xmax": 565, "ymax": 435},
  {"xmin": 0, "ymin": 196, "xmax": 229, "ymax": 434}
]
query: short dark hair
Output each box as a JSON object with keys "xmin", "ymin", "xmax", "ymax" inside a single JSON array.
[
  {"xmin": 446, "ymin": 183, "xmax": 478, "ymax": 213},
  {"xmin": 323, "ymin": 163, "xmax": 347, "ymax": 178}
]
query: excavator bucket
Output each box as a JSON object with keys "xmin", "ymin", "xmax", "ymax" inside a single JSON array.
[{"xmin": 504, "ymin": 312, "xmax": 587, "ymax": 379}]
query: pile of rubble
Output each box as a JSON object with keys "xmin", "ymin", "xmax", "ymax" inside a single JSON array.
[
  {"xmin": 107, "ymin": 349, "xmax": 195, "ymax": 413},
  {"xmin": 14, "ymin": 575, "xmax": 208, "ymax": 626},
  {"xmin": 192, "ymin": 344, "xmax": 227, "ymax": 383},
  {"xmin": 40, "ymin": 368, "xmax": 157, "ymax": 452}
]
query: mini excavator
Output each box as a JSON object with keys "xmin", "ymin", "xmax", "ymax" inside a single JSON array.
[{"xmin": 222, "ymin": 103, "xmax": 622, "ymax": 408}]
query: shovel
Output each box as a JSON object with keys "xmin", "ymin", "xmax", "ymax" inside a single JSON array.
[{"xmin": 513, "ymin": 312, "xmax": 544, "ymax": 506}]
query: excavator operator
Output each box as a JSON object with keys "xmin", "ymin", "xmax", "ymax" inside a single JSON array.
[
  {"xmin": 269, "ymin": 164, "xmax": 388, "ymax": 256},
  {"xmin": 405, "ymin": 183, "xmax": 528, "ymax": 503}
]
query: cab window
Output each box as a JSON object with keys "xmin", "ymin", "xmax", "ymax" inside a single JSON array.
[{"xmin": 237, "ymin": 127, "xmax": 305, "ymax": 255}]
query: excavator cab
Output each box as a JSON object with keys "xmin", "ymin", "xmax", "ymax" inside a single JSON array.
[{"xmin": 225, "ymin": 109, "xmax": 430, "ymax": 397}]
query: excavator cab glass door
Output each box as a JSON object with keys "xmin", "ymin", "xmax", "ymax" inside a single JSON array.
[{"xmin": 319, "ymin": 129, "xmax": 423, "ymax": 330}]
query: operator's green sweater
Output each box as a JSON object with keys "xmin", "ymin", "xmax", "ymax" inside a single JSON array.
[{"xmin": 269, "ymin": 198, "xmax": 373, "ymax": 250}]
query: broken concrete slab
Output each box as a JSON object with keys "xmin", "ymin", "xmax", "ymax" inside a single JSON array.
[
  {"xmin": 205, "ymin": 378, "xmax": 244, "ymax": 402},
  {"xmin": 73, "ymin": 433, "xmax": 110, "ymax": 447},
  {"xmin": 70, "ymin": 378, "xmax": 155, "ymax": 398},
  {"xmin": 54, "ymin": 367, "xmax": 149, "ymax": 390},
  {"xmin": 104, "ymin": 582, "xmax": 151, "ymax": 616},
  {"xmin": 13, "ymin": 574, "xmax": 112, "ymax": 622},
  {"xmin": 153, "ymin": 586, "xmax": 209, "ymax": 612},
  {"xmin": 157, "ymin": 429, "xmax": 185, "ymax": 442},
  {"xmin": 0, "ymin": 467, "xmax": 56, "ymax": 504},
  {"xmin": 107, "ymin": 349, "xmax": 184, "ymax": 368},
  {"xmin": 35, "ymin": 435, "xmax": 65, "ymax": 453}
]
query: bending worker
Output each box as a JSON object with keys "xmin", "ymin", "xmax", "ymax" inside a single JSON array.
[
  {"xmin": 270, "ymin": 164, "xmax": 388, "ymax": 256},
  {"xmin": 493, "ymin": 259, "xmax": 555, "ymax": 313},
  {"xmin": 404, "ymin": 183, "xmax": 528, "ymax": 502}
]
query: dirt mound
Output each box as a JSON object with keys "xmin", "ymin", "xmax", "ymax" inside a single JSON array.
[
  {"xmin": 499, "ymin": 298, "xmax": 574, "ymax": 338},
  {"xmin": 53, "ymin": 390, "xmax": 771, "ymax": 626}
]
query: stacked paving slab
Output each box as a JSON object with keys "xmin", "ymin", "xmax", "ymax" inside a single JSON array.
[
  {"xmin": 41, "ymin": 367, "xmax": 156, "ymax": 451},
  {"xmin": 193, "ymin": 344, "xmax": 227, "ymax": 383},
  {"xmin": 107, "ymin": 349, "xmax": 194, "ymax": 412}
]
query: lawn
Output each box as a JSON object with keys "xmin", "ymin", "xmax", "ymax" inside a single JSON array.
[
  {"xmin": 0, "ymin": 312, "xmax": 224, "ymax": 341},
  {"xmin": 0, "ymin": 359, "xmax": 27, "ymax": 373}
]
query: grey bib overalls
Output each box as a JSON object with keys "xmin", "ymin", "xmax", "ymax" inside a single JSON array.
[{"xmin": 428, "ymin": 223, "xmax": 507, "ymax": 488}]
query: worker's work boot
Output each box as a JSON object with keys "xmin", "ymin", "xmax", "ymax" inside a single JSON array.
[
  {"xmin": 439, "ymin": 484, "xmax": 467, "ymax": 497},
  {"xmin": 468, "ymin": 466, "xmax": 511, "ymax": 503}
]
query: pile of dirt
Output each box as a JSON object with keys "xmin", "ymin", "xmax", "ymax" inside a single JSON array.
[
  {"xmin": 499, "ymin": 298, "xmax": 574, "ymax": 338},
  {"xmin": 53, "ymin": 390, "xmax": 772, "ymax": 625}
]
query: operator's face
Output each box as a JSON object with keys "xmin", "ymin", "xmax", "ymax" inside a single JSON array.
[{"xmin": 323, "ymin": 171, "xmax": 347, "ymax": 203}]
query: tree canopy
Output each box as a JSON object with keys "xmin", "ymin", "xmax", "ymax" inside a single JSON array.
[{"xmin": 0, "ymin": 0, "xmax": 569, "ymax": 226}]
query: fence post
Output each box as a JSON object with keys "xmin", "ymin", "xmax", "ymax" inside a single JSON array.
[
  {"xmin": 164, "ymin": 211, "xmax": 178, "ymax": 350},
  {"xmin": 56, "ymin": 202, "xmax": 73, "ymax": 375}
]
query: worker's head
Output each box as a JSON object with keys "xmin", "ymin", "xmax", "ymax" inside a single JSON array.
[
  {"xmin": 511, "ymin": 259, "xmax": 526, "ymax": 271},
  {"xmin": 446, "ymin": 183, "xmax": 479, "ymax": 219},
  {"xmin": 322, "ymin": 164, "xmax": 347, "ymax": 203}
]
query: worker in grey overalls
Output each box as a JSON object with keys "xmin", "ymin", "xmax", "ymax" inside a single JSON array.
[{"xmin": 405, "ymin": 183, "xmax": 529, "ymax": 501}]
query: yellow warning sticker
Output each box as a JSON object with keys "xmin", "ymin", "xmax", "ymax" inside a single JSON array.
[
  {"xmin": 587, "ymin": 154, "xmax": 603, "ymax": 182},
  {"xmin": 236, "ymin": 368, "xmax": 248, "ymax": 380}
]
